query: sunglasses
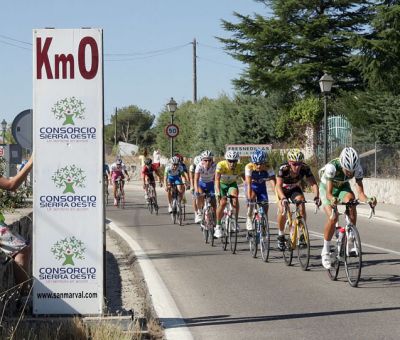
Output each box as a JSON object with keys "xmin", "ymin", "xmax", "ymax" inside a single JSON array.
[
  {"xmin": 203, "ymin": 159, "xmax": 212, "ymax": 162},
  {"xmin": 289, "ymin": 162, "xmax": 302, "ymax": 166},
  {"xmin": 228, "ymin": 160, "xmax": 238, "ymax": 164},
  {"xmin": 254, "ymin": 162, "xmax": 263, "ymax": 166}
]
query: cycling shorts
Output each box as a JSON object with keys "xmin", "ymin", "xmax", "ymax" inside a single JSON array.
[
  {"xmin": 278, "ymin": 185, "xmax": 304, "ymax": 202},
  {"xmin": 112, "ymin": 174, "xmax": 125, "ymax": 183},
  {"xmin": 167, "ymin": 175, "xmax": 183, "ymax": 185},
  {"xmin": 198, "ymin": 180, "xmax": 215, "ymax": 194},
  {"xmin": 0, "ymin": 221, "xmax": 28, "ymax": 257},
  {"xmin": 244, "ymin": 183, "xmax": 268, "ymax": 202},
  {"xmin": 220, "ymin": 182, "xmax": 238, "ymax": 197},
  {"xmin": 319, "ymin": 182, "xmax": 353, "ymax": 206}
]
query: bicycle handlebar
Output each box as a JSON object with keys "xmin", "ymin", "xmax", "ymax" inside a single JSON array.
[{"xmin": 329, "ymin": 199, "xmax": 375, "ymax": 220}]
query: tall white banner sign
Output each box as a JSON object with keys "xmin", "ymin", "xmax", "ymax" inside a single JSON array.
[{"xmin": 33, "ymin": 28, "xmax": 104, "ymax": 314}]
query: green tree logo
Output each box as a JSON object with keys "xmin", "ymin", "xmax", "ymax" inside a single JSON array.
[
  {"xmin": 51, "ymin": 237, "xmax": 86, "ymax": 266},
  {"xmin": 52, "ymin": 165, "xmax": 86, "ymax": 194},
  {"xmin": 51, "ymin": 96, "xmax": 85, "ymax": 125}
]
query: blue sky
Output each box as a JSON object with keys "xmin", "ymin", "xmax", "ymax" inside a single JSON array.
[{"xmin": 0, "ymin": 0, "xmax": 269, "ymax": 125}]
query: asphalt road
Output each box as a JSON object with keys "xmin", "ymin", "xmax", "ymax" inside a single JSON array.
[{"xmin": 107, "ymin": 182, "xmax": 400, "ymax": 340}]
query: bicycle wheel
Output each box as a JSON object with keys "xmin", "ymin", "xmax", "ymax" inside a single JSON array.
[
  {"xmin": 171, "ymin": 199, "xmax": 177, "ymax": 224},
  {"xmin": 154, "ymin": 197, "xmax": 159, "ymax": 215},
  {"xmin": 210, "ymin": 226, "xmax": 215, "ymax": 247},
  {"xmin": 178, "ymin": 201, "xmax": 184, "ymax": 226},
  {"xmin": 283, "ymin": 220, "xmax": 293, "ymax": 266},
  {"xmin": 202, "ymin": 209, "xmax": 209, "ymax": 243},
  {"xmin": 221, "ymin": 218, "xmax": 228, "ymax": 251},
  {"xmin": 344, "ymin": 225, "xmax": 362, "ymax": 287},
  {"xmin": 249, "ymin": 218, "xmax": 258, "ymax": 258},
  {"xmin": 260, "ymin": 216, "xmax": 270, "ymax": 262},
  {"xmin": 229, "ymin": 219, "xmax": 238, "ymax": 254},
  {"xmin": 297, "ymin": 219, "xmax": 310, "ymax": 271},
  {"xmin": 327, "ymin": 244, "xmax": 341, "ymax": 281}
]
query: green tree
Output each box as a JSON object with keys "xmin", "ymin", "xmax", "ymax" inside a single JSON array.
[
  {"xmin": 105, "ymin": 106, "xmax": 155, "ymax": 147},
  {"xmin": 353, "ymin": 2, "xmax": 400, "ymax": 93},
  {"xmin": 218, "ymin": 0, "xmax": 372, "ymax": 96}
]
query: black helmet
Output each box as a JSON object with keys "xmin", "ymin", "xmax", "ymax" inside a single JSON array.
[{"xmin": 144, "ymin": 158, "xmax": 152, "ymax": 166}]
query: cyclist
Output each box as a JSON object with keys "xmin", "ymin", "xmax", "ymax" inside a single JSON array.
[
  {"xmin": 194, "ymin": 150, "xmax": 217, "ymax": 225},
  {"xmin": 189, "ymin": 155, "xmax": 202, "ymax": 223},
  {"xmin": 276, "ymin": 149, "xmax": 320, "ymax": 251},
  {"xmin": 319, "ymin": 146, "xmax": 377, "ymax": 269},
  {"xmin": 175, "ymin": 153, "xmax": 189, "ymax": 206},
  {"xmin": 244, "ymin": 149, "xmax": 276, "ymax": 232},
  {"xmin": 164, "ymin": 156, "xmax": 189, "ymax": 213},
  {"xmin": 110, "ymin": 158, "xmax": 130, "ymax": 206},
  {"xmin": 214, "ymin": 150, "xmax": 244, "ymax": 238},
  {"xmin": 141, "ymin": 158, "xmax": 163, "ymax": 201}
]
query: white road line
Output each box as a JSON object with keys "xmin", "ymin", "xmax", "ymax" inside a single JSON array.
[{"xmin": 108, "ymin": 221, "xmax": 193, "ymax": 340}]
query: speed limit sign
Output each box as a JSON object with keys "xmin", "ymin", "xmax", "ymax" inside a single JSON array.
[{"xmin": 165, "ymin": 124, "xmax": 179, "ymax": 138}]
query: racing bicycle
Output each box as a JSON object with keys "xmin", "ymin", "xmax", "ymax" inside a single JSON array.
[
  {"xmin": 282, "ymin": 199, "xmax": 317, "ymax": 270},
  {"xmin": 199, "ymin": 191, "xmax": 216, "ymax": 245},
  {"xmin": 327, "ymin": 200, "xmax": 374, "ymax": 287},
  {"xmin": 221, "ymin": 195, "xmax": 239, "ymax": 254},
  {"xmin": 248, "ymin": 200, "xmax": 270, "ymax": 262},
  {"xmin": 170, "ymin": 184, "xmax": 183, "ymax": 226},
  {"xmin": 145, "ymin": 183, "xmax": 159, "ymax": 215},
  {"xmin": 114, "ymin": 177, "xmax": 125, "ymax": 209}
]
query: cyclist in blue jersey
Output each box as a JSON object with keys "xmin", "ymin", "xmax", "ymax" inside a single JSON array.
[{"xmin": 164, "ymin": 156, "xmax": 189, "ymax": 213}]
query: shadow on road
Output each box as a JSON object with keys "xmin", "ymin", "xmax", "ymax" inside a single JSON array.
[{"xmin": 160, "ymin": 306, "xmax": 400, "ymax": 329}]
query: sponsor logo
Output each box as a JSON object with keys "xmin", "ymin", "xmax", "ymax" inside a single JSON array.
[{"xmin": 39, "ymin": 97, "xmax": 97, "ymax": 142}]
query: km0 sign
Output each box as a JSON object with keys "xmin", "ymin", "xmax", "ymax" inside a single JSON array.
[{"xmin": 165, "ymin": 124, "xmax": 179, "ymax": 138}]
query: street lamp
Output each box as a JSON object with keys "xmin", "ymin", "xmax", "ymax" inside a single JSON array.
[
  {"xmin": 167, "ymin": 97, "xmax": 177, "ymax": 157},
  {"xmin": 319, "ymin": 73, "xmax": 334, "ymax": 164},
  {"xmin": 1, "ymin": 119, "xmax": 7, "ymax": 145}
]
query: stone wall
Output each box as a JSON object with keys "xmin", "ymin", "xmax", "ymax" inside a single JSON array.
[{"xmin": 350, "ymin": 178, "xmax": 400, "ymax": 205}]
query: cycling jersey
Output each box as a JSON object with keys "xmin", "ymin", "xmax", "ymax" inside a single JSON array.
[
  {"xmin": 103, "ymin": 164, "xmax": 110, "ymax": 176},
  {"xmin": 180, "ymin": 162, "xmax": 188, "ymax": 173},
  {"xmin": 195, "ymin": 162, "xmax": 216, "ymax": 183},
  {"xmin": 165, "ymin": 164, "xmax": 185, "ymax": 185},
  {"xmin": 277, "ymin": 162, "xmax": 313, "ymax": 189},
  {"xmin": 216, "ymin": 160, "xmax": 243, "ymax": 184},
  {"xmin": 110, "ymin": 162, "xmax": 127, "ymax": 182},
  {"xmin": 319, "ymin": 158, "xmax": 363, "ymax": 188},
  {"xmin": 245, "ymin": 163, "xmax": 275, "ymax": 183}
]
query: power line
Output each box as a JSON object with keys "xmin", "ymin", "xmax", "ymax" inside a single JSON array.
[
  {"xmin": 0, "ymin": 39, "xmax": 31, "ymax": 51},
  {"xmin": 0, "ymin": 34, "xmax": 32, "ymax": 45},
  {"xmin": 197, "ymin": 56, "xmax": 243, "ymax": 69},
  {"xmin": 105, "ymin": 43, "xmax": 190, "ymax": 57}
]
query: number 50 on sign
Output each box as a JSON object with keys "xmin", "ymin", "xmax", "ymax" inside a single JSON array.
[{"xmin": 165, "ymin": 124, "xmax": 179, "ymax": 138}]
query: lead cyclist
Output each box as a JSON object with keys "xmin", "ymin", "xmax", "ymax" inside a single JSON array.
[{"xmin": 319, "ymin": 147, "xmax": 377, "ymax": 269}]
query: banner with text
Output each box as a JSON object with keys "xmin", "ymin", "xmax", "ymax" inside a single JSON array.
[
  {"xmin": 33, "ymin": 28, "xmax": 104, "ymax": 315},
  {"xmin": 225, "ymin": 144, "xmax": 272, "ymax": 157}
]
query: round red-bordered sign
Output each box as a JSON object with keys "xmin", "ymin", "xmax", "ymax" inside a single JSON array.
[{"xmin": 165, "ymin": 124, "xmax": 179, "ymax": 138}]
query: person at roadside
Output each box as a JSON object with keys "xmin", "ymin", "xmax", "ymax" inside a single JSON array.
[
  {"xmin": 153, "ymin": 149, "xmax": 161, "ymax": 170},
  {"xmin": 275, "ymin": 149, "xmax": 320, "ymax": 251},
  {"xmin": 244, "ymin": 149, "xmax": 276, "ymax": 232},
  {"xmin": 319, "ymin": 146, "xmax": 377, "ymax": 269},
  {"xmin": 0, "ymin": 155, "xmax": 33, "ymax": 295},
  {"xmin": 110, "ymin": 158, "xmax": 130, "ymax": 206}
]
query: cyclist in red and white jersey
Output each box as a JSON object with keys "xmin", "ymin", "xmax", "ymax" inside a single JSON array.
[
  {"xmin": 141, "ymin": 158, "xmax": 162, "ymax": 201},
  {"xmin": 110, "ymin": 158, "xmax": 130, "ymax": 206}
]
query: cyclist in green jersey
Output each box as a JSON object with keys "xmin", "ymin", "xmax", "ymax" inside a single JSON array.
[{"xmin": 319, "ymin": 147, "xmax": 377, "ymax": 269}]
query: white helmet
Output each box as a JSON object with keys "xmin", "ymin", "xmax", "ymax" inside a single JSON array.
[
  {"xmin": 339, "ymin": 147, "xmax": 359, "ymax": 172},
  {"xmin": 225, "ymin": 150, "xmax": 240, "ymax": 161},
  {"xmin": 200, "ymin": 150, "xmax": 213, "ymax": 160},
  {"xmin": 194, "ymin": 156, "xmax": 202, "ymax": 166},
  {"xmin": 171, "ymin": 156, "xmax": 180, "ymax": 165}
]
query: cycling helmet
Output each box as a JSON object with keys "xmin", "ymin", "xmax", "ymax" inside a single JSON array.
[
  {"xmin": 171, "ymin": 156, "xmax": 180, "ymax": 165},
  {"xmin": 144, "ymin": 158, "xmax": 152, "ymax": 166},
  {"xmin": 339, "ymin": 147, "xmax": 359, "ymax": 172},
  {"xmin": 200, "ymin": 150, "xmax": 214, "ymax": 160},
  {"xmin": 175, "ymin": 153, "xmax": 184, "ymax": 162},
  {"xmin": 251, "ymin": 149, "xmax": 267, "ymax": 164},
  {"xmin": 287, "ymin": 149, "xmax": 304, "ymax": 162},
  {"xmin": 225, "ymin": 150, "xmax": 240, "ymax": 161},
  {"xmin": 194, "ymin": 156, "xmax": 202, "ymax": 166},
  {"xmin": 116, "ymin": 159, "xmax": 122, "ymax": 165}
]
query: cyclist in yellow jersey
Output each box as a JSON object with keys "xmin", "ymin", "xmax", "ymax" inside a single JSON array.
[{"xmin": 214, "ymin": 150, "xmax": 244, "ymax": 238}]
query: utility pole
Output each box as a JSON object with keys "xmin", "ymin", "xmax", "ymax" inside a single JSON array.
[
  {"xmin": 114, "ymin": 107, "xmax": 117, "ymax": 146},
  {"xmin": 193, "ymin": 38, "xmax": 197, "ymax": 103}
]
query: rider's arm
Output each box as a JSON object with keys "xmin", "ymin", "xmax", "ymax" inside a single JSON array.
[
  {"xmin": 275, "ymin": 176, "xmax": 285, "ymax": 201},
  {"xmin": 245, "ymin": 175, "xmax": 252, "ymax": 199},
  {"xmin": 325, "ymin": 180, "xmax": 335, "ymax": 203},
  {"xmin": 307, "ymin": 175, "xmax": 319, "ymax": 200},
  {"xmin": 354, "ymin": 179, "xmax": 368, "ymax": 203},
  {"xmin": 194, "ymin": 172, "xmax": 200, "ymax": 193},
  {"xmin": 215, "ymin": 172, "xmax": 221, "ymax": 196}
]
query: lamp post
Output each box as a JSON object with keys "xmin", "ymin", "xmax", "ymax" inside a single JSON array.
[
  {"xmin": 1, "ymin": 119, "xmax": 7, "ymax": 145},
  {"xmin": 319, "ymin": 73, "xmax": 334, "ymax": 164},
  {"xmin": 167, "ymin": 97, "xmax": 177, "ymax": 157}
]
